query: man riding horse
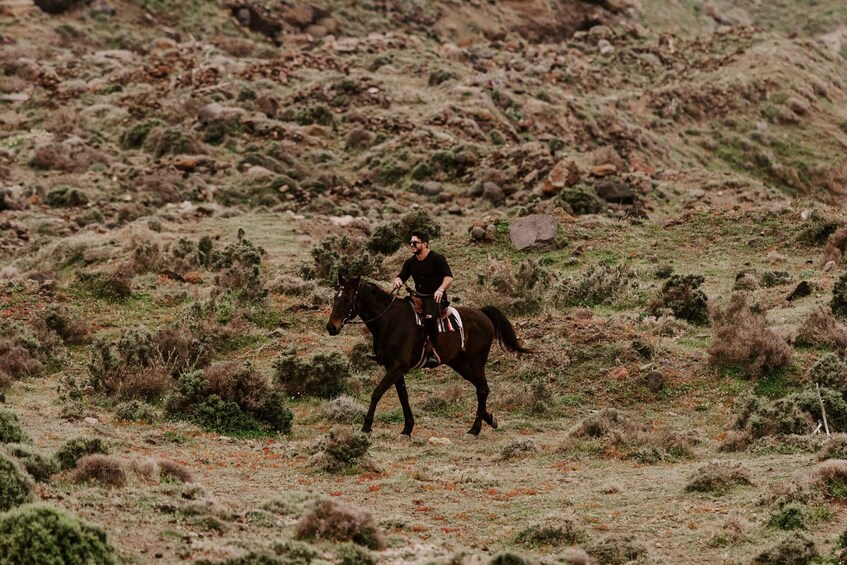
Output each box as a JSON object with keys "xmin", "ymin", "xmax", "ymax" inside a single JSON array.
[{"xmin": 393, "ymin": 230, "xmax": 452, "ymax": 369}]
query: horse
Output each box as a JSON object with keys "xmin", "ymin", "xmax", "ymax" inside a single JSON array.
[{"xmin": 326, "ymin": 275, "xmax": 531, "ymax": 438}]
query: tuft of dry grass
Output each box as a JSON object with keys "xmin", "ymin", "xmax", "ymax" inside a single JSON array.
[
  {"xmin": 685, "ymin": 460, "xmax": 753, "ymax": 493},
  {"xmin": 818, "ymin": 435, "xmax": 847, "ymax": 461},
  {"xmin": 322, "ymin": 395, "xmax": 367, "ymax": 424},
  {"xmin": 0, "ymin": 339, "xmax": 44, "ymax": 383},
  {"xmin": 795, "ymin": 308, "xmax": 847, "ymax": 350},
  {"xmin": 158, "ymin": 459, "xmax": 193, "ymax": 484},
  {"xmin": 754, "ymin": 532, "xmax": 817, "ymax": 564},
  {"xmin": 73, "ymin": 455, "xmax": 127, "ymax": 488},
  {"xmin": 497, "ymin": 439, "xmax": 538, "ymax": 462},
  {"xmin": 295, "ymin": 499, "xmax": 385, "ymax": 550},
  {"xmin": 514, "ymin": 515, "xmax": 586, "ymax": 548},
  {"xmin": 586, "ymin": 534, "xmax": 648, "ymax": 565},
  {"xmin": 809, "ymin": 460, "xmax": 847, "ymax": 499},
  {"xmin": 708, "ymin": 293, "xmax": 792, "ymax": 379}
]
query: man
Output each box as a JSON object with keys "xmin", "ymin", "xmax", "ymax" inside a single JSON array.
[{"xmin": 394, "ymin": 230, "xmax": 453, "ymax": 368}]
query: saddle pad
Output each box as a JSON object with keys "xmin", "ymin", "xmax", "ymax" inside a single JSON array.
[{"xmin": 411, "ymin": 305, "xmax": 465, "ymax": 350}]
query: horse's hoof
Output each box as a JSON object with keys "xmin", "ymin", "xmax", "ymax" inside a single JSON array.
[
  {"xmin": 397, "ymin": 433, "xmax": 412, "ymax": 442},
  {"xmin": 489, "ymin": 414, "xmax": 499, "ymax": 430},
  {"xmin": 463, "ymin": 433, "xmax": 479, "ymax": 441}
]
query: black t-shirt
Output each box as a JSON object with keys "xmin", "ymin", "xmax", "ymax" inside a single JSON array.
[{"xmin": 398, "ymin": 251, "xmax": 452, "ymax": 295}]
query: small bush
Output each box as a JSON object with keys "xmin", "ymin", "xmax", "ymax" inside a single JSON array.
[
  {"xmin": 810, "ymin": 353, "xmax": 847, "ymax": 389},
  {"xmin": 120, "ymin": 118, "xmax": 165, "ymax": 150},
  {"xmin": 648, "ymin": 274, "xmax": 709, "ymax": 325},
  {"xmin": 55, "ymin": 437, "xmax": 108, "ymax": 471},
  {"xmin": 143, "ymin": 127, "xmax": 201, "ymax": 158},
  {"xmin": 818, "ymin": 435, "xmax": 847, "ymax": 461},
  {"xmin": 557, "ymin": 183, "xmax": 605, "ymax": 215},
  {"xmin": 301, "ymin": 235, "xmax": 383, "ymax": 287},
  {"xmin": 557, "ymin": 263, "xmax": 637, "ymax": 308},
  {"xmin": 336, "ymin": 542, "xmax": 376, "ymax": 565},
  {"xmin": 769, "ymin": 502, "xmax": 807, "ymax": 530},
  {"xmin": 38, "ymin": 305, "xmax": 89, "ymax": 345},
  {"xmin": 475, "ymin": 259, "xmax": 557, "ymax": 315},
  {"xmin": 732, "ymin": 389, "xmax": 847, "ymax": 438},
  {"xmin": 0, "ymin": 411, "xmax": 30, "ymax": 445},
  {"xmin": 761, "ymin": 271, "xmax": 791, "ymax": 288},
  {"xmin": 115, "ymin": 400, "xmax": 160, "ymax": 423},
  {"xmin": 211, "ymin": 233, "xmax": 267, "ymax": 302},
  {"xmin": 75, "ymin": 271, "xmax": 132, "ymax": 301},
  {"xmin": 708, "ymin": 293, "xmax": 792, "ymax": 379},
  {"xmin": 318, "ymin": 429, "xmax": 370, "ymax": 471},
  {"xmin": 158, "ymin": 459, "xmax": 193, "ymax": 484},
  {"xmin": 497, "ymin": 439, "xmax": 538, "ymax": 462},
  {"xmin": 514, "ymin": 515, "xmax": 586, "ymax": 548},
  {"xmin": 365, "ymin": 209, "xmax": 443, "ymax": 255},
  {"xmin": 73, "ymin": 455, "xmax": 127, "ymax": 488},
  {"xmin": 295, "ymin": 499, "xmax": 386, "ymax": 550},
  {"xmin": 685, "ymin": 461, "xmax": 753, "ymax": 493},
  {"xmin": 0, "ymin": 454, "xmax": 32, "ymax": 511},
  {"xmin": 754, "ymin": 532, "xmax": 817, "ymax": 564},
  {"xmin": 0, "ymin": 339, "xmax": 44, "ymax": 382},
  {"xmin": 809, "ymin": 460, "xmax": 847, "ymax": 499},
  {"xmin": 45, "ymin": 185, "xmax": 88, "ymax": 208},
  {"xmin": 323, "ymin": 396, "xmax": 367, "ymax": 424},
  {"xmin": 586, "ymin": 535, "xmax": 648, "ymax": 565},
  {"xmin": 0, "ymin": 503, "xmax": 116, "ymax": 564},
  {"xmin": 823, "ymin": 225, "xmax": 847, "ymax": 261},
  {"xmin": 4, "ymin": 444, "xmax": 58, "ymax": 483},
  {"xmin": 186, "ymin": 394, "xmax": 265, "ymax": 435},
  {"xmin": 833, "ymin": 273, "xmax": 847, "ymax": 319},
  {"xmin": 796, "ymin": 308, "xmax": 847, "ymax": 350},
  {"xmin": 274, "ymin": 349, "xmax": 350, "ymax": 399}
]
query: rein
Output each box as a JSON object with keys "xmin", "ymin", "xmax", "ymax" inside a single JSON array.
[{"xmin": 343, "ymin": 286, "xmax": 400, "ymax": 326}]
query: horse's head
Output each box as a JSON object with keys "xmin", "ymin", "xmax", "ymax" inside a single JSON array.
[{"xmin": 326, "ymin": 274, "xmax": 361, "ymax": 336}]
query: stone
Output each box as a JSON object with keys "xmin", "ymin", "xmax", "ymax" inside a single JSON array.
[
  {"xmin": 482, "ymin": 182, "xmax": 504, "ymax": 204},
  {"xmin": 542, "ymin": 159, "xmax": 581, "ymax": 195},
  {"xmin": 282, "ymin": 5, "xmax": 315, "ymax": 28},
  {"xmin": 733, "ymin": 273, "xmax": 758, "ymax": 291},
  {"xmin": 485, "ymin": 224, "xmax": 496, "ymax": 240},
  {"xmin": 824, "ymin": 261, "xmax": 836, "ymax": 273},
  {"xmin": 598, "ymin": 39, "xmax": 615, "ymax": 55},
  {"xmin": 421, "ymin": 181, "xmax": 442, "ymax": 196},
  {"xmin": 509, "ymin": 214, "xmax": 558, "ymax": 251},
  {"xmin": 197, "ymin": 102, "xmax": 246, "ymax": 125},
  {"xmin": 595, "ymin": 177, "xmax": 634, "ymax": 204},
  {"xmin": 428, "ymin": 436, "xmax": 453, "ymax": 446},
  {"xmin": 448, "ymin": 204, "xmax": 463, "ymax": 215},
  {"xmin": 471, "ymin": 226, "xmax": 486, "ymax": 241},
  {"xmin": 256, "ymin": 95, "xmax": 277, "ymax": 118},
  {"xmin": 786, "ymin": 281, "xmax": 811, "ymax": 301},
  {"xmin": 590, "ymin": 164, "xmax": 617, "ymax": 177}
]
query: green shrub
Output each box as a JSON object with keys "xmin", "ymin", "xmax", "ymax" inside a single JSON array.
[
  {"xmin": 284, "ymin": 105, "xmax": 334, "ymax": 126},
  {"xmin": 0, "ymin": 503, "xmax": 116, "ymax": 564},
  {"xmin": 557, "ymin": 263, "xmax": 637, "ymax": 308},
  {"xmin": 211, "ymin": 232, "xmax": 267, "ymax": 302},
  {"xmin": 335, "ymin": 542, "xmax": 376, "ymax": 565},
  {"xmin": 301, "ymin": 235, "xmax": 383, "ymax": 287},
  {"xmin": 45, "ymin": 185, "xmax": 88, "ymax": 208},
  {"xmin": 55, "ymin": 437, "xmax": 108, "ymax": 471},
  {"xmin": 769, "ymin": 503, "xmax": 807, "ymax": 531},
  {"xmin": 115, "ymin": 400, "xmax": 160, "ymax": 423},
  {"xmin": 75, "ymin": 271, "xmax": 132, "ymax": 301},
  {"xmin": 0, "ymin": 411, "xmax": 30, "ymax": 445},
  {"xmin": 120, "ymin": 118, "xmax": 165, "ymax": 150},
  {"xmin": 649, "ymin": 274, "xmax": 709, "ymax": 325},
  {"xmin": 274, "ymin": 349, "xmax": 350, "ymax": 399},
  {"xmin": 557, "ymin": 183, "xmax": 605, "ymax": 215},
  {"xmin": 514, "ymin": 516, "xmax": 586, "ymax": 547},
  {"xmin": 295, "ymin": 499, "xmax": 385, "ymax": 550},
  {"xmin": 4, "ymin": 444, "xmax": 58, "ymax": 483},
  {"xmin": 320, "ymin": 429, "xmax": 370, "ymax": 470},
  {"xmin": 586, "ymin": 535, "xmax": 648, "ymax": 565},
  {"xmin": 754, "ymin": 532, "xmax": 816, "ymax": 564},
  {"xmin": 833, "ymin": 273, "xmax": 847, "ymax": 319},
  {"xmin": 732, "ymin": 388, "xmax": 847, "ymax": 438},
  {"xmin": 0, "ymin": 454, "xmax": 32, "ymax": 511},
  {"xmin": 810, "ymin": 353, "xmax": 847, "ymax": 389},
  {"xmin": 143, "ymin": 127, "xmax": 199, "ymax": 158},
  {"xmin": 797, "ymin": 218, "xmax": 840, "ymax": 246},
  {"xmin": 366, "ymin": 209, "xmax": 444, "ymax": 255}
]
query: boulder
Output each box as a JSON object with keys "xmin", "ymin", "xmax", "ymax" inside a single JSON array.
[
  {"xmin": 509, "ymin": 214, "xmax": 558, "ymax": 251},
  {"xmin": 594, "ymin": 177, "xmax": 634, "ymax": 204},
  {"xmin": 786, "ymin": 281, "xmax": 811, "ymax": 302},
  {"xmin": 542, "ymin": 159, "xmax": 581, "ymax": 195},
  {"xmin": 282, "ymin": 5, "xmax": 315, "ymax": 28}
]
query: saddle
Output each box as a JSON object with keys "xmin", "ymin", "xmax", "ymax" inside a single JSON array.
[{"xmin": 408, "ymin": 294, "xmax": 449, "ymax": 319}]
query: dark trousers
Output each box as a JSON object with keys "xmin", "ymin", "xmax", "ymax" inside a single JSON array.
[{"xmin": 422, "ymin": 296, "xmax": 448, "ymax": 352}]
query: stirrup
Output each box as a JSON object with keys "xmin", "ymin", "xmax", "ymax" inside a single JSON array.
[{"xmin": 423, "ymin": 352, "xmax": 440, "ymax": 369}]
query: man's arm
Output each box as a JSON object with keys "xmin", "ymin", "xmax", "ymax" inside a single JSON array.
[
  {"xmin": 394, "ymin": 259, "xmax": 411, "ymax": 289},
  {"xmin": 434, "ymin": 276, "xmax": 453, "ymax": 302}
]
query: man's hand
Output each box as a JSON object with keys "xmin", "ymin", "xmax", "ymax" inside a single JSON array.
[
  {"xmin": 434, "ymin": 288, "xmax": 444, "ymax": 302},
  {"xmin": 393, "ymin": 277, "xmax": 403, "ymax": 289}
]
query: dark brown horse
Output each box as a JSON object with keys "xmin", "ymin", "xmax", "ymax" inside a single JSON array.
[{"xmin": 326, "ymin": 276, "xmax": 531, "ymax": 438}]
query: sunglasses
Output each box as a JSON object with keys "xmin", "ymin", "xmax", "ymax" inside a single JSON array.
[{"xmin": 409, "ymin": 241, "xmax": 423, "ymax": 246}]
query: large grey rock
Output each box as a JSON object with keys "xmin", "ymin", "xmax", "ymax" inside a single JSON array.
[{"xmin": 509, "ymin": 214, "xmax": 558, "ymax": 251}]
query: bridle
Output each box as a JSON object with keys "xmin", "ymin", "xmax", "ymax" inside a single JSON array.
[{"xmin": 339, "ymin": 284, "xmax": 400, "ymax": 326}]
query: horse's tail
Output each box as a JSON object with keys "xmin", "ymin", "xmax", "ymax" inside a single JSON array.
[{"xmin": 481, "ymin": 306, "xmax": 533, "ymax": 354}]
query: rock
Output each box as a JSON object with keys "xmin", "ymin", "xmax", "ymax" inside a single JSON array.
[
  {"xmin": 471, "ymin": 226, "xmax": 486, "ymax": 241},
  {"xmin": 824, "ymin": 261, "xmax": 836, "ymax": 273},
  {"xmin": 91, "ymin": 0, "xmax": 114, "ymax": 16},
  {"xmin": 197, "ymin": 102, "xmax": 246, "ymax": 125},
  {"xmin": 256, "ymin": 95, "xmax": 277, "ymax": 118},
  {"xmin": 148, "ymin": 37, "xmax": 177, "ymax": 51},
  {"xmin": 34, "ymin": 0, "xmax": 74, "ymax": 14},
  {"xmin": 485, "ymin": 224, "xmax": 497, "ymax": 240},
  {"xmin": 509, "ymin": 214, "xmax": 558, "ymax": 251},
  {"xmin": 428, "ymin": 436, "xmax": 453, "ymax": 446},
  {"xmin": 282, "ymin": 5, "xmax": 315, "ymax": 28},
  {"xmin": 598, "ymin": 39, "xmax": 614, "ymax": 55},
  {"xmin": 590, "ymin": 164, "xmax": 617, "ymax": 177},
  {"xmin": 733, "ymin": 273, "xmax": 758, "ymax": 291},
  {"xmin": 594, "ymin": 177, "xmax": 634, "ymax": 204},
  {"xmin": 448, "ymin": 204, "xmax": 463, "ymax": 215},
  {"xmin": 644, "ymin": 371, "xmax": 664, "ymax": 393},
  {"xmin": 246, "ymin": 165, "xmax": 274, "ymax": 179},
  {"xmin": 542, "ymin": 160, "xmax": 581, "ymax": 195},
  {"xmin": 232, "ymin": 5, "xmax": 282, "ymax": 41},
  {"xmin": 482, "ymin": 182, "xmax": 504, "ymax": 204},
  {"xmin": 421, "ymin": 181, "xmax": 442, "ymax": 196},
  {"xmin": 786, "ymin": 281, "xmax": 811, "ymax": 301}
]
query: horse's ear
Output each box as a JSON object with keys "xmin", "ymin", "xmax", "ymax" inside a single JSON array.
[
  {"xmin": 350, "ymin": 276, "xmax": 361, "ymax": 287},
  {"xmin": 337, "ymin": 273, "xmax": 345, "ymax": 287}
]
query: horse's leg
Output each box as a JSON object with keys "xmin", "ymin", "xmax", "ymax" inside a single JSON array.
[
  {"xmin": 362, "ymin": 366, "xmax": 406, "ymax": 435},
  {"xmin": 447, "ymin": 357, "xmax": 487, "ymax": 437},
  {"xmin": 395, "ymin": 376, "xmax": 414, "ymax": 438}
]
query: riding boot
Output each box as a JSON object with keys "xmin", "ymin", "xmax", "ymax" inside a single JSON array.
[{"xmin": 423, "ymin": 318, "xmax": 440, "ymax": 369}]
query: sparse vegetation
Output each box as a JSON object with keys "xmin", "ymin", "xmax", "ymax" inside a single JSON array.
[
  {"xmin": 274, "ymin": 349, "xmax": 350, "ymax": 399},
  {"xmin": 295, "ymin": 499, "xmax": 385, "ymax": 550},
  {"xmin": 0, "ymin": 454, "xmax": 32, "ymax": 511},
  {"xmin": 55, "ymin": 437, "xmax": 109, "ymax": 471},
  {"xmin": 685, "ymin": 461, "xmax": 753, "ymax": 494}
]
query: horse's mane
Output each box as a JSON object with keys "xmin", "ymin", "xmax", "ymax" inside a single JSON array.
[{"xmin": 359, "ymin": 280, "xmax": 394, "ymax": 307}]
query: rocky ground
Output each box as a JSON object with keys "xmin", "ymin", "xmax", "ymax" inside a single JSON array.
[{"xmin": 1, "ymin": 0, "xmax": 847, "ymax": 563}]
